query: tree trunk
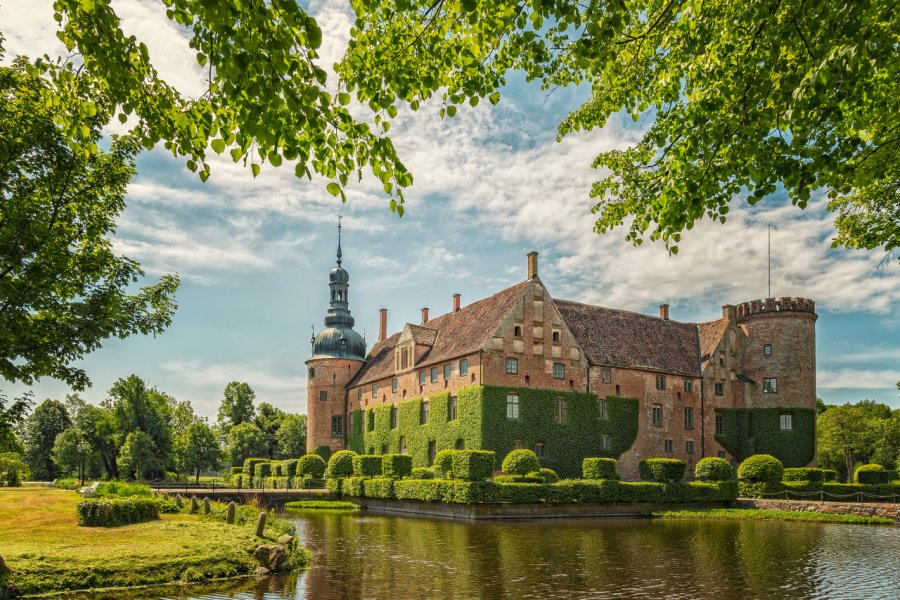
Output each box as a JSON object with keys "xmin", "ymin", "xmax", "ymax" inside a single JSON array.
[
  {"xmin": 195, "ymin": 468, "xmax": 200, "ymax": 485},
  {"xmin": 845, "ymin": 449, "xmax": 854, "ymax": 483}
]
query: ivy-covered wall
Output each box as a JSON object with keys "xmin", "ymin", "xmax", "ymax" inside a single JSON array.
[
  {"xmin": 348, "ymin": 410, "xmax": 364, "ymax": 453},
  {"xmin": 715, "ymin": 407, "xmax": 815, "ymax": 467},
  {"xmin": 360, "ymin": 385, "xmax": 639, "ymax": 478}
]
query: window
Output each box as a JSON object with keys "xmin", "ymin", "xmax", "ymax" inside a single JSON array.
[
  {"xmin": 684, "ymin": 407, "xmax": 694, "ymax": 429},
  {"xmin": 421, "ymin": 401, "xmax": 429, "ymax": 425},
  {"xmin": 600, "ymin": 368, "xmax": 612, "ymax": 384},
  {"xmin": 764, "ymin": 344, "xmax": 772, "ymax": 356},
  {"xmin": 615, "ymin": 384, "xmax": 620, "ymax": 396},
  {"xmin": 357, "ymin": 388, "xmax": 362, "ymax": 402},
  {"xmin": 513, "ymin": 439, "xmax": 525, "ymax": 450},
  {"xmin": 319, "ymin": 390, "xmax": 327, "ymax": 402},
  {"xmin": 444, "ymin": 363, "xmax": 452, "ymax": 380},
  {"xmin": 598, "ymin": 399, "xmax": 608, "ymax": 420},
  {"xmin": 534, "ymin": 442, "xmax": 544, "ymax": 457},
  {"xmin": 455, "ymin": 439, "xmax": 465, "ymax": 450},
  {"xmin": 656, "ymin": 375, "xmax": 666, "ymax": 390},
  {"xmin": 391, "ymin": 377, "xmax": 398, "ymax": 393},
  {"xmin": 400, "ymin": 347, "xmax": 409, "ymax": 369},
  {"xmin": 717, "ymin": 450, "xmax": 726, "ymax": 459},
  {"xmin": 684, "ymin": 380, "xmax": 693, "ymax": 393},
  {"xmin": 459, "ymin": 359, "xmax": 468, "ymax": 376},
  {"xmin": 419, "ymin": 370, "xmax": 426, "ymax": 386},
  {"xmin": 514, "ymin": 325, "xmax": 522, "ymax": 337},
  {"xmin": 552, "ymin": 331, "xmax": 560, "ymax": 342},
  {"xmin": 763, "ymin": 378, "xmax": 778, "ymax": 394},
  {"xmin": 652, "ymin": 404, "xmax": 663, "ymax": 427},
  {"xmin": 664, "ymin": 439, "xmax": 673, "ymax": 453},
  {"xmin": 431, "ymin": 367, "xmax": 438, "ymax": 383},
  {"xmin": 449, "ymin": 396, "xmax": 458, "ymax": 420},
  {"xmin": 685, "ymin": 440, "xmax": 695, "ymax": 455},
  {"xmin": 428, "ymin": 441, "xmax": 436, "ymax": 465},
  {"xmin": 400, "ymin": 437, "xmax": 407, "ymax": 454},
  {"xmin": 368, "ymin": 410, "xmax": 375, "ymax": 432},
  {"xmin": 506, "ymin": 393, "xmax": 519, "ymax": 419},
  {"xmin": 331, "ymin": 416, "xmax": 343, "ymax": 436},
  {"xmin": 553, "ymin": 362, "xmax": 565, "ymax": 379},
  {"xmin": 600, "ymin": 434, "xmax": 610, "ymax": 450},
  {"xmin": 715, "ymin": 382, "xmax": 724, "ymax": 396},
  {"xmin": 505, "ymin": 357, "xmax": 518, "ymax": 374},
  {"xmin": 780, "ymin": 413, "xmax": 793, "ymax": 430},
  {"xmin": 556, "ymin": 398, "xmax": 567, "ymax": 423},
  {"xmin": 308, "ymin": 367, "xmax": 315, "ymax": 379},
  {"xmin": 715, "ymin": 414, "xmax": 725, "ymax": 435},
  {"xmin": 719, "ymin": 352, "xmax": 725, "ymax": 367},
  {"xmin": 371, "ymin": 383, "xmax": 377, "ymax": 398},
  {"xmin": 391, "ymin": 406, "xmax": 398, "ymax": 429}
]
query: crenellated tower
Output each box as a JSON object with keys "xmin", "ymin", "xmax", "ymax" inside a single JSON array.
[{"xmin": 305, "ymin": 221, "xmax": 367, "ymax": 453}]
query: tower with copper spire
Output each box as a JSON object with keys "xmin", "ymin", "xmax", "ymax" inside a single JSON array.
[{"xmin": 305, "ymin": 220, "xmax": 367, "ymax": 453}]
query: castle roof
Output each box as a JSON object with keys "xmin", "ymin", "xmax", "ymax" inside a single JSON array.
[{"xmin": 697, "ymin": 318, "xmax": 730, "ymax": 367}]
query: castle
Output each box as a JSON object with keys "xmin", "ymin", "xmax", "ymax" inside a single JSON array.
[{"xmin": 306, "ymin": 238, "xmax": 817, "ymax": 479}]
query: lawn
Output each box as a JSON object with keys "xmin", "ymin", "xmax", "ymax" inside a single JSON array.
[
  {"xmin": 284, "ymin": 500, "xmax": 360, "ymax": 510},
  {"xmin": 0, "ymin": 488, "xmax": 297, "ymax": 595},
  {"xmin": 652, "ymin": 507, "xmax": 895, "ymax": 525}
]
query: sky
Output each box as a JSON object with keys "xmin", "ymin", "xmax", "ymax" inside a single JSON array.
[{"xmin": 2, "ymin": 0, "xmax": 899, "ymax": 417}]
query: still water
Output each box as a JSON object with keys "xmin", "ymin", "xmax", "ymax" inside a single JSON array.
[{"xmin": 108, "ymin": 510, "xmax": 900, "ymax": 599}]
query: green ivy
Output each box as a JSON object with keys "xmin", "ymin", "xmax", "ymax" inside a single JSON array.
[
  {"xmin": 715, "ymin": 407, "xmax": 816, "ymax": 467},
  {"xmin": 348, "ymin": 410, "xmax": 364, "ymax": 453}
]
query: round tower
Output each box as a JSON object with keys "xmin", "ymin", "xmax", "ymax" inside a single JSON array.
[{"xmin": 306, "ymin": 223, "xmax": 366, "ymax": 454}]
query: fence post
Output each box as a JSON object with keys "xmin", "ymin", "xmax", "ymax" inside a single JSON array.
[{"xmin": 819, "ymin": 491, "xmax": 823, "ymax": 502}]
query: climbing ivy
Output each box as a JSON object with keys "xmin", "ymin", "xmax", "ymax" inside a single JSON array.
[
  {"xmin": 715, "ymin": 407, "xmax": 816, "ymax": 467},
  {"xmin": 347, "ymin": 409, "xmax": 364, "ymax": 453}
]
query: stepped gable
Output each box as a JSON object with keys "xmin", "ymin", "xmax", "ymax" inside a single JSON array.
[
  {"xmin": 556, "ymin": 299, "xmax": 701, "ymax": 377},
  {"xmin": 698, "ymin": 318, "xmax": 729, "ymax": 366},
  {"xmin": 351, "ymin": 280, "xmax": 532, "ymax": 387}
]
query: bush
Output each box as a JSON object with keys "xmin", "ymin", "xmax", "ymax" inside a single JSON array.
[
  {"xmin": 271, "ymin": 462, "xmax": 283, "ymax": 477},
  {"xmin": 782, "ymin": 467, "xmax": 828, "ymax": 482},
  {"xmin": 822, "ymin": 469, "xmax": 838, "ymax": 482},
  {"xmin": 243, "ymin": 458, "xmax": 269, "ymax": 478},
  {"xmin": 297, "ymin": 454, "xmax": 327, "ymax": 478},
  {"xmin": 501, "ymin": 449, "xmax": 540, "ymax": 476},
  {"xmin": 737, "ymin": 454, "xmax": 784, "ymax": 483},
  {"xmin": 695, "ymin": 457, "xmax": 735, "ymax": 481},
  {"xmin": 94, "ymin": 482, "xmax": 153, "ymax": 498},
  {"xmin": 451, "ymin": 450, "xmax": 495, "ymax": 481},
  {"xmin": 281, "ymin": 459, "xmax": 299, "ymax": 478},
  {"xmin": 433, "ymin": 449, "xmax": 454, "ymax": 478},
  {"xmin": 76, "ymin": 498, "xmax": 160, "ymax": 526},
  {"xmin": 313, "ymin": 446, "xmax": 332, "ymax": 462},
  {"xmin": 363, "ymin": 477, "xmax": 395, "ymax": 498},
  {"xmin": 411, "ymin": 467, "xmax": 435, "ymax": 479},
  {"xmin": 0, "ymin": 452, "xmax": 27, "ymax": 486},
  {"xmin": 326, "ymin": 450, "xmax": 357, "ymax": 478},
  {"xmin": 53, "ymin": 478, "xmax": 80, "ymax": 490},
  {"xmin": 325, "ymin": 477, "xmax": 342, "ymax": 495},
  {"xmin": 639, "ymin": 458, "xmax": 686, "ymax": 483},
  {"xmin": 382, "ymin": 454, "xmax": 413, "ymax": 479},
  {"xmin": 297, "ymin": 476, "xmax": 326, "ymax": 489},
  {"xmin": 529, "ymin": 468, "xmax": 559, "ymax": 484},
  {"xmin": 353, "ymin": 455, "xmax": 383, "ymax": 478},
  {"xmin": 494, "ymin": 474, "xmax": 542, "ymax": 484},
  {"xmin": 255, "ymin": 461, "xmax": 272, "ymax": 478},
  {"xmin": 854, "ymin": 463, "xmax": 889, "ymax": 484},
  {"xmin": 230, "ymin": 466, "xmax": 243, "ymax": 476},
  {"xmin": 583, "ymin": 458, "xmax": 619, "ymax": 480}
]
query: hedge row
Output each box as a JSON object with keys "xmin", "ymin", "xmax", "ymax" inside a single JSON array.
[
  {"xmin": 782, "ymin": 467, "xmax": 837, "ymax": 482},
  {"xmin": 740, "ymin": 480, "xmax": 900, "ymax": 500},
  {"xmin": 76, "ymin": 498, "xmax": 160, "ymax": 526},
  {"xmin": 241, "ymin": 454, "xmax": 326, "ymax": 480},
  {"xmin": 232, "ymin": 475, "xmax": 325, "ymax": 489}
]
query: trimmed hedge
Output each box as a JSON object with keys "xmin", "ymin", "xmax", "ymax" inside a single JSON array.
[
  {"xmin": 256, "ymin": 462, "xmax": 272, "ymax": 478},
  {"xmin": 243, "ymin": 458, "xmax": 269, "ymax": 478},
  {"xmin": 695, "ymin": 457, "xmax": 735, "ymax": 481},
  {"xmin": 434, "ymin": 450, "xmax": 454, "ymax": 477},
  {"xmin": 737, "ymin": 454, "xmax": 784, "ymax": 483},
  {"xmin": 382, "ymin": 454, "xmax": 413, "ymax": 479},
  {"xmin": 502, "ymin": 449, "xmax": 540, "ymax": 476},
  {"xmin": 715, "ymin": 407, "xmax": 815, "ymax": 466},
  {"xmin": 298, "ymin": 454, "xmax": 327, "ymax": 478},
  {"xmin": 782, "ymin": 467, "xmax": 828, "ymax": 482},
  {"xmin": 639, "ymin": 458, "xmax": 686, "ymax": 483},
  {"xmin": 313, "ymin": 446, "xmax": 332, "ymax": 462},
  {"xmin": 494, "ymin": 474, "xmax": 542, "ymax": 484},
  {"xmin": 854, "ymin": 464, "xmax": 889, "ymax": 484},
  {"xmin": 740, "ymin": 480, "xmax": 900, "ymax": 500},
  {"xmin": 411, "ymin": 467, "xmax": 435, "ymax": 479},
  {"xmin": 230, "ymin": 466, "xmax": 243, "ymax": 476},
  {"xmin": 583, "ymin": 458, "xmax": 618, "ymax": 480},
  {"xmin": 353, "ymin": 455, "xmax": 383, "ymax": 478},
  {"xmin": 327, "ymin": 450, "xmax": 357, "ymax": 478},
  {"xmin": 282, "ymin": 459, "xmax": 299, "ymax": 478},
  {"xmin": 77, "ymin": 498, "xmax": 160, "ymax": 526},
  {"xmin": 451, "ymin": 450, "xmax": 495, "ymax": 481},
  {"xmin": 533, "ymin": 468, "xmax": 559, "ymax": 484}
]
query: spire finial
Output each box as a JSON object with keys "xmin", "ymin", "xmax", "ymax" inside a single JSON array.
[{"xmin": 336, "ymin": 214, "xmax": 343, "ymax": 266}]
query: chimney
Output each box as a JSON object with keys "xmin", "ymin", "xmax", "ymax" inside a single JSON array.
[
  {"xmin": 722, "ymin": 304, "xmax": 735, "ymax": 320},
  {"xmin": 379, "ymin": 308, "xmax": 387, "ymax": 342},
  {"xmin": 527, "ymin": 251, "xmax": 539, "ymax": 279},
  {"xmin": 421, "ymin": 307, "xmax": 429, "ymax": 324},
  {"xmin": 452, "ymin": 293, "xmax": 461, "ymax": 314},
  {"xmin": 659, "ymin": 304, "xmax": 670, "ymax": 320}
]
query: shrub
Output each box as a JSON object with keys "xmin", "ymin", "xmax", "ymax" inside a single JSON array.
[
  {"xmin": 695, "ymin": 457, "xmax": 735, "ymax": 481},
  {"xmin": 94, "ymin": 482, "xmax": 153, "ymax": 498},
  {"xmin": 326, "ymin": 450, "xmax": 357, "ymax": 478},
  {"xmin": 382, "ymin": 454, "xmax": 413, "ymax": 479},
  {"xmin": 353, "ymin": 455, "xmax": 383, "ymax": 478},
  {"xmin": 434, "ymin": 449, "xmax": 454, "ymax": 478},
  {"xmin": 313, "ymin": 446, "xmax": 332, "ymax": 462},
  {"xmin": 0, "ymin": 452, "xmax": 27, "ymax": 486},
  {"xmin": 639, "ymin": 458, "xmax": 686, "ymax": 483},
  {"xmin": 529, "ymin": 468, "xmax": 559, "ymax": 484},
  {"xmin": 854, "ymin": 464, "xmax": 889, "ymax": 484},
  {"xmin": 271, "ymin": 462, "xmax": 283, "ymax": 477},
  {"xmin": 501, "ymin": 449, "xmax": 540, "ymax": 476},
  {"xmin": 451, "ymin": 450, "xmax": 495, "ymax": 481},
  {"xmin": 364, "ymin": 477, "xmax": 395, "ymax": 498},
  {"xmin": 583, "ymin": 458, "xmax": 619, "ymax": 480},
  {"xmin": 822, "ymin": 469, "xmax": 838, "ymax": 482},
  {"xmin": 494, "ymin": 474, "xmax": 542, "ymax": 484},
  {"xmin": 255, "ymin": 461, "xmax": 272, "ymax": 478},
  {"xmin": 76, "ymin": 498, "xmax": 160, "ymax": 526},
  {"xmin": 281, "ymin": 459, "xmax": 299, "ymax": 478},
  {"xmin": 737, "ymin": 454, "xmax": 784, "ymax": 483},
  {"xmin": 782, "ymin": 467, "xmax": 828, "ymax": 482},
  {"xmin": 297, "ymin": 454, "xmax": 327, "ymax": 478},
  {"xmin": 325, "ymin": 477, "xmax": 342, "ymax": 495},
  {"xmin": 243, "ymin": 458, "xmax": 269, "ymax": 478},
  {"xmin": 297, "ymin": 476, "xmax": 326, "ymax": 489},
  {"xmin": 53, "ymin": 478, "xmax": 80, "ymax": 490},
  {"xmin": 230, "ymin": 466, "xmax": 243, "ymax": 476},
  {"xmin": 411, "ymin": 467, "xmax": 435, "ymax": 479}
]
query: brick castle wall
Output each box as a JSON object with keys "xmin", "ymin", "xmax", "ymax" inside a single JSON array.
[{"xmin": 306, "ymin": 357, "xmax": 365, "ymax": 453}]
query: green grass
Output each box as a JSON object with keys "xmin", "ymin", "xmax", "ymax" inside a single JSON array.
[
  {"xmin": 0, "ymin": 488, "xmax": 309, "ymax": 595},
  {"xmin": 94, "ymin": 481, "xmax": 154, "ymax": 497},
  {"xmin": 652, "ymin": 508, "xmax": 894, "ymax": 525},
  {"xmin": 284, "ymin": 500, "xmax": 360, "ymax": 511}
]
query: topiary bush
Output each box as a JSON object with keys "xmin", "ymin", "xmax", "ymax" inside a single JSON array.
[
  {"xmin": 281, "ymin": 459, "xmax": 299, "ymax": 478},
  {"xmin": 76, "ymin": 498, "xmax": 160, "ymax": 526},
  {"xmin": 255, "ymin": 461, "xmax": 272, "ymax": 478},
  {"xmin": 382, "ymin": 454, "xmax": 413, "ymax": 479},
  {"xmin": 313, "ymin": 446, "xmax": 332, "ymax": 462},
  {"xmin": 639, "ymin": 458, "xmax": 686, "ymax": 483},
  {"xmin": 583, "ymin": 458, "xmax": 619, "ymax": 480},
  {"xmin": 494, "ymin": 474, "xmax": 542, "ymax": 484},
  {"xmin": 326, "ymin": 450, "xmax": 357, "ymax": 478},
  {"xmin": 737, "ymin": 454, "xmax": 784, "ymax": 483},
  {"xmin": 822, "ymin": 469, "xmax": 838, "ymax": 482},
  {"xmin": 451, "ymin": 450, "xmax": 495, "ymax": 481},
  {"xmin": 411, "ymin": 467, "xmax": 435, "ymax": 479},
  {"xmin": 434, "ymin": 449, "xmax": 454, "ymax": 478},
  {"xmin": 854, "ymin": 463, "xmax": 889, "ymax": 484},
  {"xmin": 297, "ymin": 454, "xmax": 327, "ymax": 478},
  {"xmin": 695, "ymin": 457, "xmax": 735, "ymax": 481},
  {"xmin": 501, "ymin": 449, "xmax": 541, "ymax": 476},
  {"xmin": 243, "ymin": 458, "xmax": 269, "ymax": 478},
  {"xmin": 782, "ymin": 467, "xmax": 828, "ymax": 482},
  {"xmin": 353, "ymin": 455, "xmax": 383, "ymax": 478},
  {"xmin": 230, "ymin": 466, "xmax": 243, "ymax": 476},
  {"xmin": 534, "ymin": 468, "xmax": 559, "ymax": 484}
]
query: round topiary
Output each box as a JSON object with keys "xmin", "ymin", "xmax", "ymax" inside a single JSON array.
[
  {"xmin": 695, "ymin": 457, "xmax": 735, "ymax": 481},
  {"xmin": 313, "ymin": 445, "xmax": 332, "ymax": 462},
  {"xmin": 528, "ymin": 468, "xmax": 559, "ymax": 484},
  {"xmin": 583, "ymin": 457, "xmax": 618, "ymax": 480},
  {"xmin": 297, "ymin": 454, "xmax": 327, "ymax": 478},
  {"xmin": 326, "ymin": 450, "xmax": 357, "ymax": 478},
  {"xmin": 502, "ymin": 449, "xmax": 541, "ymax": 476},
  {"xmin": 854, "ymin": 463, "xmax": 889, "ymax": 485},
  {"xmin": 737, "ymin": 454, "xmax": 784, "ymax": 483},
  {"xmin": 433, "ymin": 449, "xmax": 454, "ymax": 478}
]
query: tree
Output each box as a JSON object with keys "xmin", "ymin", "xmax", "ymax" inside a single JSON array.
[
  {"xmin": 0, "ymin": 391, "xmax": 31, "ymax": 453},
  {"xmin": 52, "ymin": 427, "xmax": 92, "ymax": 478},
  {"xmin": 341, "ymin": 0, "xmax": 899, "ymax": 262},
  {"xmin": 275, "ymin": 414, "xmax": 307, "ymax": 459},
  {"xmin": 0, "ymin": 452, "xmax": 27, "ymax": 486},
  {"xmin": 217, "ymin": 382, "xmax": 256, "ymax": 433},
  {"xmin": 116, "ymin": 430, "xmax": 159, "ymax": 481},
  {"xmin": 69, "ymin": 401, "xmax": 119, "ymax": 479},
  {"xmin": 224, "ymin": 422, "xmax": 267, "ymax": 467},
  {"xmin": 21, "ymin": 399, "xmax": 71, "ymax": 480},
  {"xmin": 817, "ymin": 404, "xmax": 872, "ymax": 480},
  {"xmin": 105, "ymin": 375, "xmax": 173, "ymax": 472},
  {"xmin": 254, "ymin": 402, "xmax": 286, "ymax": 458},
  {"xmin": 179, "ymin": 421, "xmax": 221, "ymax": 483},
  {"xmin": 0, "ymin": 61, "xmax": 179, "ymax": 390}
]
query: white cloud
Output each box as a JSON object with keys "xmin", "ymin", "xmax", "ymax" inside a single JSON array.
[{"xmin": 817, "ymin": 368, "xmax": 900, "ymax": 390}]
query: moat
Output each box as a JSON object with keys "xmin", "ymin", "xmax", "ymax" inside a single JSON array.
[{"xmin": 79, "ymin": 509, "xmax": 898, "ymax": 600}]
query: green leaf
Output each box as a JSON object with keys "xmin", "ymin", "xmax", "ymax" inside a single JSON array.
[
  {"xmin": 211, "ymin": 139, "xmax": 225, "ymax": 154},
  {"xmin": 251, "ymin": 163, "xmax": 260, "ymax": 178},
  {"xmin": 326, "ymin": 182, "xmax": 341, "ymax": 196}
]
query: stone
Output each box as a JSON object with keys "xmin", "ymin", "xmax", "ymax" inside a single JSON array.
[
  {"xmin": 225, "ymin": 502, "xmax": 236, "ymax": 524},
  {"xmin": 253, "ymin": 566, "xmax": 270, "ymax": 577},
  {"xmin": 175, "ymin": 494, "xmax": 183, "ymax": 508},
  {"xmin": 254, "ymin": 512, "xmax": 267, "ymax": 537},
  {"xmin": 277, "ymin": 534, "xmax": 294, "ymax": 547},
  {"xmin": 190, "ymin": 496, "xmax": 199, "ymax": 514},
  {"xmin": 253, "ymin": 544, "xmax": 288, "ymax": 573},
  {"xmin": 202, "ymin": 497, "xmax": 211, "ymax": 515}
]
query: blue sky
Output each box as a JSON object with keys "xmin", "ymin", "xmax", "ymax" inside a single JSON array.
[{"xmin": 2, "ymin": 0, "xmax": 899, "ymax": 416}]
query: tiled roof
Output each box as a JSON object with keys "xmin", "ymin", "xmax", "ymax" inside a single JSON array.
[
  {"xmin": 555, "ymin": 300, "xmax": 701, "ymax": 376},
  {"xmin": 350, "ymin": 280, "xmax": 532, "ymax": 387},
  {"xmin": 697, "ymin": 318, "xmax": 729, "ymax": 366},
  {"xmin": 407, "ymin": 324, "xmax": 438, "ymax": 346}
]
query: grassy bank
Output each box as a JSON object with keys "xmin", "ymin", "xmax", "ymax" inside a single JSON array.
[
  {"xmin": 284, "ymin": 500, "xmax": 359, "ymax": 511},
  {"xmin": 652, "ymin": 508, "xmax": 894, "ymax": 525},
  {"xmin": 0, "ymin": 488, "xmax": 308, "ymax": 595}
]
